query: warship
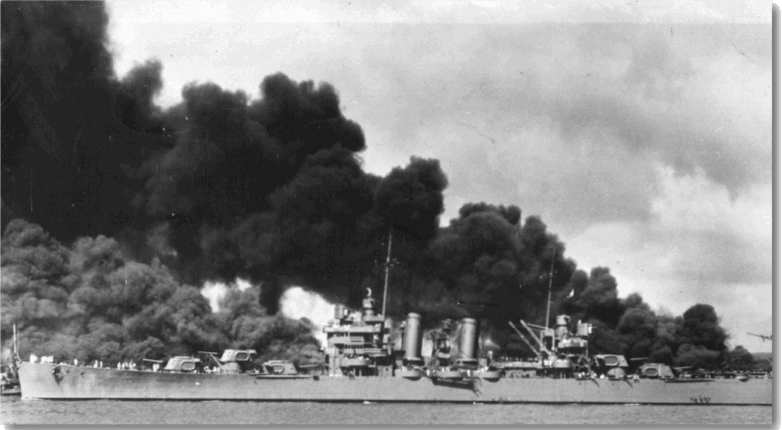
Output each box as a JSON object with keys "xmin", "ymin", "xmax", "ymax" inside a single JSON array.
[
  {"xmin": 17, "ymin": 292, "xmax": 772, "ymax": 405},
  {"xmin": 15, "ymin": 232, "xmax": 773, "ymax": 405}
]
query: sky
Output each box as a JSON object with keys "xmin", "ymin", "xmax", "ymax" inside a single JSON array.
[{"xmin": 104, "ymin": 0, "xmax": 772, "ymax": 351}]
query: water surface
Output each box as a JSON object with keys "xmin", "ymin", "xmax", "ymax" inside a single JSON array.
[{"xmin": 0, "ymin": 397, "xmax": 772, "ymax": 425}]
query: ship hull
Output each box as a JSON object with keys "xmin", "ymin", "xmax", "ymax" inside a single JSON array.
[
  {"xmin": 19, "ymin": 363, "xmax": 772, "ymax": 405},
  {"xmin": 18, "ymin": 363, "xmax": 771, "ymax": 405}
]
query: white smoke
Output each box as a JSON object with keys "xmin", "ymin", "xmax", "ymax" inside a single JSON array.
[
  {"xmin": 201, "ymin": 278, "xmax": 252, "ymax": 312},
  {"xmin": 202, "ymin": 281, "xmax": 334, "ymax": 347},
  {"xmin": 279, "ymin": 286, "xmax": 334, "ymax": 347}
]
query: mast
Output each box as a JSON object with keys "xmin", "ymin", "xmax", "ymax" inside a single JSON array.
[
  {"xmin": 13, "ymin": 324, "xmax": 17, "ymax": 358},
  {"xmin": 544, "ymin": 247, "xmax": 555, "ymax": 330},
  {"xmin": 381, "ymin": 228, "xmax": 393, "ymax": 320},
  {"xmin": 12, "ymin": 324, "xmax": 19, "ymax": 372}
]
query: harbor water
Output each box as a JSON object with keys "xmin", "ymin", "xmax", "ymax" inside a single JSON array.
[{"xmin": 0, "ymin": 397, "xmax": 772, "ymax": 425}]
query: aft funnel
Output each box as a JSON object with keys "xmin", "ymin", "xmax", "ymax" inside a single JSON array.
[
  {"xmin": 403, "ymin": 313, "xmax": 424, "ymax": 366},
  {"xmin": 454, "ymin": 318, "xmax": 479, "ymax": 368}
]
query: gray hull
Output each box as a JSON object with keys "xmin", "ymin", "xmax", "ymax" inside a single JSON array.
[{"xmin": 19, "ymin": 363, "xmax": 772, "ymax": 405}]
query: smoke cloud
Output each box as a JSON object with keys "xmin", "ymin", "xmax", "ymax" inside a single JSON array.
[
  {"xmin": 0, "ymin": 219, "xmax": 321, "ymax": 364},
  {"xmin": 1, "ymin": 1, "xmax": 744, "ymax": 367},
  {"xmin": 557, "ymin": 267, "xmax": 733, "ymax": 367}
]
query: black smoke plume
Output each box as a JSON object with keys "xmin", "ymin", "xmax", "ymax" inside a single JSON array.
[
  {"xmin": 557, "ymin": 267, "xmax": 734, "ymax": 368},
  {"xmin": 1, "ymin": 1, "xmax": 743, "ymax": 367},
  {"xmin": 0, "ymin": 219, "xmax": 321, "ymax": 365}
]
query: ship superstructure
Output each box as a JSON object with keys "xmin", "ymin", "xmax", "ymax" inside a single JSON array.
[
  {"xmin": 500, "ymin": 315, "xmax": 629, "ymax": 379},
  {"xmin": 324, "ymin": 294, "xmax": 393, "ymax": 377}
]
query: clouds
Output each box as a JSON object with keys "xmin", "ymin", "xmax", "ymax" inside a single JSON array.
[
  {"xmin": 644, "ymin": 167, "xmax": 770, "ymax": 284},
  {"xmin": 565, "ymin": 164, "xmax": 770, "ymax": 349}
]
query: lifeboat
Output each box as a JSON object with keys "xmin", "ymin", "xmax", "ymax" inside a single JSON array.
[
  {"xmin": 553, "ymin": 358, "xmax": 573, "ymax": 369},
  {"xmin": 434, "ymin": 369, "xmax": 464, "ymax": 380},
  {"xmin": 339, "ymin": 357, "xmax": 371, "ymax": 369},
  {"xmin": 398, "ymin": 368, "xmax": 423, "ymax": 380},
  {"xmin": 477, "ymin": 369, "xmax": 501, "ymax": 381}
]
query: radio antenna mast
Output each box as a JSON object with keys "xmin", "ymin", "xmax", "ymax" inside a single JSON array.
[
  {"xmin": 544, "ymin": 246, "xmax": 555, "ymax": 330},
  {"xmin": 381, "ymin": 227, "xmax": 393, "ymax": 320}
]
